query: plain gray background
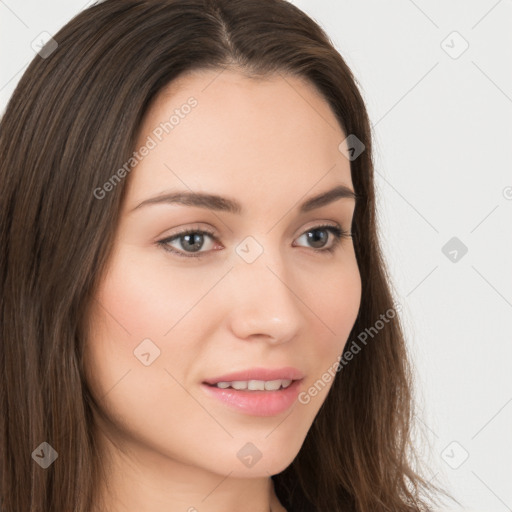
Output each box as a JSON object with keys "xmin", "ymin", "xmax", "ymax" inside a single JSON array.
[{"xmin": 1, "ymin": 1, "xmax": 511, "ymax": 510}]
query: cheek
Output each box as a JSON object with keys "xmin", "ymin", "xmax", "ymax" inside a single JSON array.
[
  {"xmin": 309, "ymin": 254, "xmax": 361, "ymax": 343},
  {"xmin": 83, "ymin": 249, "xmax": 211, "ymax": 457},
  {"xmin": 84, "ymin": 244, "xmax": 223, "ymax": 402},
  {"xmin": 298, "ymin": 257, "xmax": 361, "ymax": 394},
  {"xmin": 92, "ymin": 245, "xmax": 218, "ymax": 339}
]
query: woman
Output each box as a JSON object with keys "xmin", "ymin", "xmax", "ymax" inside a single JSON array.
[{"xmin": 0, "ymin": 1, "xmax": 453, "ymax": 511}]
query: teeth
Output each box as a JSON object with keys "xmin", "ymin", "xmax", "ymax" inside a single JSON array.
[
  {"xmin": 248, "ymin": 379, "xmax": 264, "ymax": 390},
  {"xmin": 264, "ymin": 380, "xmax": 282, "ymax": 391},
  {"xmin": 213, "ymin": 379, "xmax": 293, "ymax": 391}
]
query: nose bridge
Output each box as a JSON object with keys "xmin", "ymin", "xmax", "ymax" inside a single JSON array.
[{"xmin": 227, "ymin": 245, "xmax": 304, "ymax": 341}]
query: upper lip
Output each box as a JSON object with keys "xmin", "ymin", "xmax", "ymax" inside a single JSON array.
[{"xmin": 202, "ymin": 367, "xmax": 304, "ymax": 385}]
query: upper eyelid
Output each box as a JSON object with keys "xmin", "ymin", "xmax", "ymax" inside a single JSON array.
[{"xmin": 162, "ymin": 221, "xmax": 345, "ymax": 242}]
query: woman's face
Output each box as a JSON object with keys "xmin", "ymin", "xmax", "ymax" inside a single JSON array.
[{"xmin": 85, "ymin": 69, "xmax": 361, "ymax": 481}]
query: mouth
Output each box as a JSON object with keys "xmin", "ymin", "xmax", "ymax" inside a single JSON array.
[
  {"xmin": 203, "ymin": 378, "xmax": 295, "ymax": 391},
  {"xmin": 200, "ymin": 368, "xmax": 304, "ymax": 416},
  {"xmin": 202, "ymin": 366, "xmax": 304, "ymax": 386}
]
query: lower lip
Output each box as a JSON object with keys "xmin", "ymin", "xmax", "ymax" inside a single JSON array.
[{"xmin": 201, "ymin": 380, "xmax": 302, "ymax": 417}]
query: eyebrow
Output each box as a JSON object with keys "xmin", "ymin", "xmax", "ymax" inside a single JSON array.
[{"xmin": 130, "ymin": 184, "xmax": 358, "ymax": 215}]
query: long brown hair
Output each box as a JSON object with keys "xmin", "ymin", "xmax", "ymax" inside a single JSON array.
[{"xmin": 0, "ymin": 1, "xmax": 454, "ymax": 510}]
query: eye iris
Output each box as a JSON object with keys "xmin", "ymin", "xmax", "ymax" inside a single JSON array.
[
  {"xmin": 182, "ymin": 233, "xmax": 204, "ymax": 252},
  {"xmin": 307, "ymin": 229, "xmax": 328, "ymax": 248}
]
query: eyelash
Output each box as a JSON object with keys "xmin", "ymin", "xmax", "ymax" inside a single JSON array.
[{"xmin": 156, "ymin": 223, "xmax": 352, "ymax": 259}]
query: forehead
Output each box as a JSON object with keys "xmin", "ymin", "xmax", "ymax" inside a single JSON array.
[{"xmin": 124, "ymin": 69, "xmax": 353, "ymax": 211}]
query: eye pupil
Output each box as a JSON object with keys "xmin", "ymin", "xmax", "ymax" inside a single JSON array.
[
  {"xmin": 307, "ymin": 229, "xmax": 328, "ymax": 248},
  {"xmin": 182, "ymin": 233, "xmax": 204, "ymax": 252}
]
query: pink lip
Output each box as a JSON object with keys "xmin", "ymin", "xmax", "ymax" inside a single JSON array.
[
  {"xmin": 201, "ymin": 367, "xmax": 304, "ymax": 417},
  {"xmin": 201, "ymin": 379, "xmax": 303, "ymax": 417},
  {"xmin": 202, "ymin": 366, "xmax": 304, "ymax": 385}
]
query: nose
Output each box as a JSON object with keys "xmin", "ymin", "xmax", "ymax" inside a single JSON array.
[{"xmin": 225, "ymin": 252, "xmax": 305, "ymax": 344}]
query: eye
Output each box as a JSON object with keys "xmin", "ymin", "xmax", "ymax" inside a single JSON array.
[
  {"xmin": 157, "ymin": 227, "xmax": 218, "ymax": 257},
  {"xmin": 157, "ymin": 223, "xmax": 352, "ymax": 258},
  {"xmin": 293, "ymin": 224, "xmax": 352, "ymax": 254}
]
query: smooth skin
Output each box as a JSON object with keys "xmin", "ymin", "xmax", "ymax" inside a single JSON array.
[{"xmin": 85, "ymin": 68, "xmax": 362, "ymax": 512}]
